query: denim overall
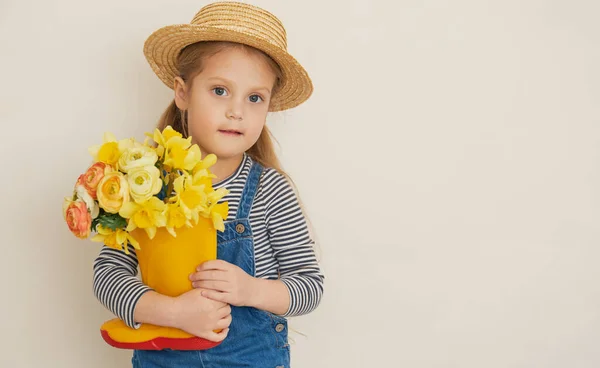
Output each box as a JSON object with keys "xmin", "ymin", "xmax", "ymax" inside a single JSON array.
[{"xmin": 132, "ymin": 161, "xmax": 290, "ymax": 367}]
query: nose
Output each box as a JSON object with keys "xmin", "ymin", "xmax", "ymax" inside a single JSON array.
[
  {"xmin": 226, "ymin": 110, "xmax": 242, "ymax": 120},
  {"xmin": 226, "ymin": 99, "xmax": 243, "ymax": 121}
]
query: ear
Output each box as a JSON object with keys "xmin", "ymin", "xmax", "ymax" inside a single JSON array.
[{"xmin": 173, "ymin": 77, "xmax": 189, "ymax": 110}]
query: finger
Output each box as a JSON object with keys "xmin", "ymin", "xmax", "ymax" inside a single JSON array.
[
  {"xmin": 216, "ymin": 314, "xmax": 232, "ymax": 329},
  {"xmin": 192, "ymin": 280, "xmax": 229, "ymax": 291},
  {"xmin": 197, "ymin": 260, "xmax": 230, "ymax": 271},
  {"xmin": 190, "ymin": 270, "xmax": 226, "ymax": 282},
  {"xmin": 217, "ymin": 304, "xmax": 232, "ymax": 318},
  {"xmin": 201, "ymin": 289, "xmax": 229, "ymax": 303}
]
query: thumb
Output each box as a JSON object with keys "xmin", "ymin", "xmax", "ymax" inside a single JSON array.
[{"xmin": 201, "ymin": 328, "xmax": 230, "ymax": 342}]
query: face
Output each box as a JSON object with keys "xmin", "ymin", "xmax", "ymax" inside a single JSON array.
[{"xmin": 173, "ymin": 47, "xmax": 277, "ymax": 161}]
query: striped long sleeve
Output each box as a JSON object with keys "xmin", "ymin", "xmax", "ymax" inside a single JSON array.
[
  {"xmin": 261, "ymin": 171, "xmax": 324, "ymax": 316},
  {"xmin": 92, "ymin": 245, "xmax": 151, "ymax": 329}
]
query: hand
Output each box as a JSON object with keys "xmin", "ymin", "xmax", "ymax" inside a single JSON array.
[
  {"xmin": 189, "ymin": 260, "xmax": 257, "ymax": 307},
  {"xmin": 173, "ymin": 288, "xmax": 232, "ymax": 342}
]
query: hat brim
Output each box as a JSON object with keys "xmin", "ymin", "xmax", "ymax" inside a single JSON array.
[{"xmin": 143, "ymin": 24, "xmax": 313, "ymax": 112}]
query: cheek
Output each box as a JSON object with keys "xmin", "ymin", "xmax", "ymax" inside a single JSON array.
[
  {"xmin": 186, "ymin": 108, "xmax": 216, "ymax": 149},
  {"xmin": 246, "ymin": 114, "xmax": 267, "ymax": 138},
  {"xmin": 188, "ymin": 97, "xmax": 220, "ymax": 130},
  {"xmin": 188, "ymin": 108, "xmax": 209, "ymax": 129}
]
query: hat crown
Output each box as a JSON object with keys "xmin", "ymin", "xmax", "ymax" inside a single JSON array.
[{"xmin": 191, "ymin": 2, "xmax": 287, "ymax": 50}]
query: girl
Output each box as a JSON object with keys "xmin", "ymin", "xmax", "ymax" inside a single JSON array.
[{"xmin": 92, "ymin": 2, "xmax": 324, "ymax": 367}]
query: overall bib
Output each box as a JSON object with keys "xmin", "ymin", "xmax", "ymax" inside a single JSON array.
[{"xmin": 133, "ymin": 161, "xmax": 291, "ymax": 368}]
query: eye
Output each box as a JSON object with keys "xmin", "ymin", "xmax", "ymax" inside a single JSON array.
[
  {"xmin": 248, "ymin": 94, "xmax": 263, "ymax": 103},
  {"xmin": 213, "ymin": 87, "xmax": 228, "ymax": 96}
]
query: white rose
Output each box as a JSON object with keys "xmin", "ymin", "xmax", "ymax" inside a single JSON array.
[
  {"xmin": 127, "ymin": 165, "xmax": 163, "ymax": 203},
  {"xmin": 118, "ymin": 145, "xmax": 158, "ymax": 173}
]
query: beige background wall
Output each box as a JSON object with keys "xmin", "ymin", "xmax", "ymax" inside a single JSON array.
[{"xmin": 1, "ymin": 0, "xmax": 600, "ymax": 366}]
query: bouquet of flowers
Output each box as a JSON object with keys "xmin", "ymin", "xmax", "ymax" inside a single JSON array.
[{"xmin": 62, "ymin": 125, "xmax": 229, "ymax": 253}]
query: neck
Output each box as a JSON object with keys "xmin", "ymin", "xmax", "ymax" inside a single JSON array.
[{"xmin": 209, "ymin": 153, "xmax": 244, "ymax": 184}]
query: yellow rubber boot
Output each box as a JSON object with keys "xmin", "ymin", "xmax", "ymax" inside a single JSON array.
[{"xmin": 100, "ymin": 203, "xmax": 228, "ymax": 350}]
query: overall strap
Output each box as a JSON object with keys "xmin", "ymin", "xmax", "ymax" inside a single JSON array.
[{"xmin": 236, "ymin": 161, "xmax": 264, "ymax": 219}]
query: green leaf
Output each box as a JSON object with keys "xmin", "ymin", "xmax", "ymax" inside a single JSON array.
[{"xmin": 92, "ymin": 209, "xmax": 127, "ymax": 232}]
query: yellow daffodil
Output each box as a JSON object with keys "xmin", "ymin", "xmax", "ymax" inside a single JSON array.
[
  {"xmin": 88, "ymin": 132, "xmax": 135, "ymax": 167},
  {"xmin": 201, "ymin": 187, "xmax": 230, "ymax": 231},
  {"xmin": 190, "ymin": 154, "xmax": 217, "ymax": 188},
  {"xmin": 151, "ymin": 125, "xmax": 182, "ymax": 146},
  {"xmin": 172, "ymin": 174, "xmax": 207, "ymax": 224},
  {"xmin": 119, "ymin": 197, "xmax": 167, "ymax": 240},
  {"xmin": 164, "ymin": 203, "xmax": 191, "ymax": 237},
  {"xmin": 146, "ymin": 126, "xmax": 183, "ymax": 159},
  {"xmin": 192, "ymin": 167, "xmax": 216, "ymax": 188},
  {"xmin": 210, "ymin": 202, "xmax": 229, "ymax": 232},
  {"xmin": 192, "ymin": 153, "xmax": 218, "ymax": 178},
  {"xmin": 146, "ymin": 125, "xmax": 203, "ymax": 171},
  {"xmin": 91, "ymin": 225, "xmax": 140, "ymax": 254},
  {"xmin": 163, "ymin": 138, "xmax": 202, "ymax": 171}
]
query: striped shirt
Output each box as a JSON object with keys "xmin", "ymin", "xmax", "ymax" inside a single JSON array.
[{"xmin": 92, "ymin": 153, "xmax": 324, "ymax": 329}]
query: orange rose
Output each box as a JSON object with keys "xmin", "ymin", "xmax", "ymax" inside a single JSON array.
[
  {"xmin": 77, "ymin": 162, "xmax": 111, "ymax": 200},
  {"xmin": 63, "ymin": 198, "xmax": 92, "ymax": 239},
  {"xmin": 97, "ymin": 171, "xmax": 130, "ymax": 213}
]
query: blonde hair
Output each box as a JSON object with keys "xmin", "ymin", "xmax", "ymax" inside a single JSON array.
[{"xmin": 154, "ymin": 41, "xmax": 320, "ymax": 251}]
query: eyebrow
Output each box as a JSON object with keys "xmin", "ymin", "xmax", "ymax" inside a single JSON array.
[{"xmin": 206, "ymin": 76, "xmax": 272, "ymax": 95}]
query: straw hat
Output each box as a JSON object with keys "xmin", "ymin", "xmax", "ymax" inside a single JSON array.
[{"xmin": 143, "ymin": 1, "xmax": 313, "ymax": 112}]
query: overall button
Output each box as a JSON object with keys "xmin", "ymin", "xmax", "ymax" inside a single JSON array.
[
  {"xmin": 275, "ymin": 366, "xmax": 284, "ymax": 368},
  {"xmin": 275, "ymin": 323, "xmax": 285, "ymax": 332},
  {"xmin": 235, "ymin": 224, "xmax": 245, "ymax": 233}
]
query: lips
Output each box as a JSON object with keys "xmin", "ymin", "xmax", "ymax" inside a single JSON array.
[{"xmin": 218, "ymin": 129, "xmax": 242, "ymax": 136}]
